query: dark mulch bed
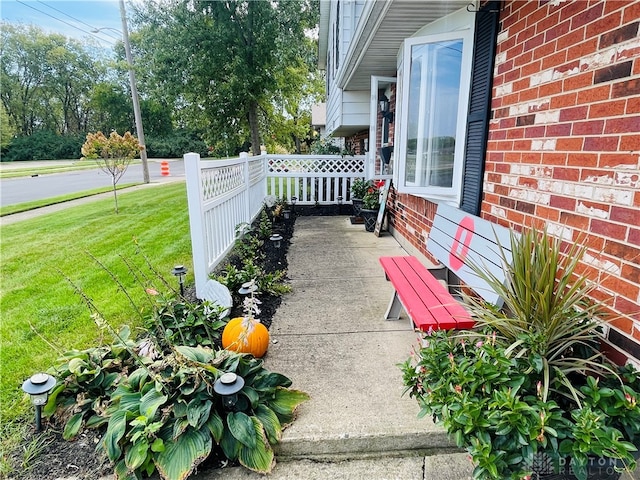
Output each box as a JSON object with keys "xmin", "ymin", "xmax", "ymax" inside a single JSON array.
[{"xmin": 9, "ymin": 208, "xmax": 335, "ymax": 480}]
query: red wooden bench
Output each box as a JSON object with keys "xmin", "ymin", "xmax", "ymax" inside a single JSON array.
[{"xmin": 379, "ymin": 203, "xmax": 513, "ymax": 331}]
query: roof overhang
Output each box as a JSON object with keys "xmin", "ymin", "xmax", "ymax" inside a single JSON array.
[
  {"xmin": 336, "ymin": 0, "xmax": 471, "ymax": 91},
  {"xmin": 331, "ymin": 124, "xmax": 370, "ymax": 137},
  {"xmin": 318, "ymin": 0, "xmax": 330, "ymax": 70}
]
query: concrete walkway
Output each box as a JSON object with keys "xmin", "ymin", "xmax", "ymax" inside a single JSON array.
[{"xmin": 197, "ymin": 216, "xmax": 474, "ymax": 479}]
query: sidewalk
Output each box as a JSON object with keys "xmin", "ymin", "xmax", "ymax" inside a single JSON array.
[{"xmin": 196, "ymin": 216, "xmax": 473, "ymax": 479}]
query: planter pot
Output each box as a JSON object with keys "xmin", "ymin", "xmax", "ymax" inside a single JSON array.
[
  {"xmin": 359, "ymin": 208, "xmax": 378, "ymax": 232},
  {"xmin": 352, "ymin": 198, "xmax": 364, "ymax": 216}
]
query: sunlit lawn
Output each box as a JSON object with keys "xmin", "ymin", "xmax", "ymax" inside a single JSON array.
[
  {"xmin": 0, "ymin": 183, "xmax": 138, "ymax": 216},
  {"xmin": 0, "ymin": 159, "xmax": 143, "ymax": 179},
  {"xmin": 0, "ymin": 182, "xmax": 193, "ymax": 423}
]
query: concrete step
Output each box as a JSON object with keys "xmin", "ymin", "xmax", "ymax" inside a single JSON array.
[{"xmin": 196, "ymin": 452, "xmax": 475, "ymax": 480}]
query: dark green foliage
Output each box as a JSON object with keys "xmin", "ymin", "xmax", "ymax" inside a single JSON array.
[
  {"xmin": 88, "ymin": 83, "xmax": 133, "ymax": 135},
  {"xmin": 401, "ymin": 329, "xmax": 640, "ymax": 480},
  {"xmin": 131, "ymin": 0, "xmax": 319, "ymax": 155},
  {"xmin": 145, "ymin": 295, "xmax": 226, "ymax": 351},
  {"xmin": 1, "ymin": 131, "xmax": 84, "ymax": 161},
  {"xmin": 47, "ymin": 330, "xmax": 308, "ymax": 478},
  {"xmin": 215, "ymin": 212, "xmax": 291, "ymax": 298},
  {"xmin": 1, "ymin": 129, "xmax": 209, "ymax": 161},
  {"xmin": 217, "ymin": 262, "xmax": 290, "ymax": 298},
  {"xmin": 145, "ymin": 131, "xmax": 209, "ymax": 158}
]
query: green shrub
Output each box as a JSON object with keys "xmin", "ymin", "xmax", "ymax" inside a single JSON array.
[
  {"xmin": 145, "ymin": 131, "xmax": 208, "ymax": 158},
  {"xmin": 47, "ymin": 327, "xmax": 308, "ymax": 478},
  {"xmin": 401, "ymin": 329, "xmax": 640, "ymax": 480},
  {"xmin": 401, "ymin": 227, "xmax": 640, "ymax": 480},
  {"xmin": 216, "ymin": 261, "xmax": 290, "ymax": 298},
  {"xmin": 2, "ymin": 131, "xmax": 84, "ymax": 161},
  {"xmin": 144, "ymin": 294, "xmax": 227, "ymax": 351}
]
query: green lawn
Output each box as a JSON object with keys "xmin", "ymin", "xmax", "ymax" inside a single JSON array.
[
  {"xmin": 0, "ymin": 159, "xmax": 142, "ymax": 179},
  {"xmin": 0, "ymin": 183, "xmax": 139, "ymax": 216},
  {"xmin": 0, "ymin": 162, "xmax": 98, "ymax": 179},
  {"xmin": 0, "ymin": 182, "xmax": 193, "ymax": 423}
]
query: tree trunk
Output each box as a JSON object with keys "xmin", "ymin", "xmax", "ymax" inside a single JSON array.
[
  {"xmin": 248, "ymin": 101, "xmax": 261, "ymax": 155},
  {"xmin": 293, "ymin": 134, "xmax": 301, "ymax": 154},
  {"xmin": 112, "ymin": 178, "xmax": 119, "ymax": 214}
]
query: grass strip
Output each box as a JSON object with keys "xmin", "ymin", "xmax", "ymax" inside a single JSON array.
[
  {"xmin": 0, "ymin": 182, "xmax": 193, "ymax": 423},
  {"xmin": 0, "ymin": 183, "xmax": 139, "ymax": 216},
  {"xmin": 0, "ymin": 160, "xmax": 142, "ymax": 179}
]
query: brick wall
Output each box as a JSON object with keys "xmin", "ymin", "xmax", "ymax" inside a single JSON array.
[
  {"xmin": 386, "ymin": 0, "xmax": 640, "ymax": 362},
  {"xmin": 346, "ymin": 130, "xmax": 369, "ymax": 155},
  {"xmin": 486, "ymin": 0, "xmax": 640, "ymax": 362}
]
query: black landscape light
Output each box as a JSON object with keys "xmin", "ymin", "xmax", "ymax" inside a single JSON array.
[
  {"xmin": 214, "ymin": 372, "xmax": 245, "ymax": 408},
  {"xmin": 22, "ymin": 373, "xmax": 56, "ymax": 432},
  {"xmin": 270, "ymin": 233, "xmax": 283, "ymax": 249},
  {"xmin": 290, "ymin": 196, "xmax": 297, "ymax": 214},
  {"xmin": 171, "ymin": 265, "xmax": 188, "ymax": 295},
  {"xmin": 337, "ymin": 196, "xmax": 343, "ymax": 215}
]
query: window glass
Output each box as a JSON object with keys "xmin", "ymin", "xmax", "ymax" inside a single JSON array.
[{"xmin": 405, "ymin": 39, "xmax": 462, "ymax": 188}]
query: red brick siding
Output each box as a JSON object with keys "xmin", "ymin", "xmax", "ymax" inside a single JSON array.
[
  {"xmin": 384, "ymin": 0, "xmax": 640, "ymax": 362},
  {"xmin": 346, "ymin": 131, "xmax": 368, "ymax": 155},
  {"xmin": 484, "ymin": 0, "xmax": 640, "ymax": 360}
]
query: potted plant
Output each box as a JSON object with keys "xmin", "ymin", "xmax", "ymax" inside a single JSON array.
[
  {"xmin": 359, "ymin": 182, "xmax": 381, "ymax": 232},
  {"xmin": 401, "ymin": 227, "xmax": 640, "ymax": 480},
  {"xmin": 350, "ymin": 178, "xmax": 372, "ymax": 216}
]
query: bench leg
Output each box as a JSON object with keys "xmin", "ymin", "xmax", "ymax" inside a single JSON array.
[{"xmin": 384, "ymin": 292, "xmax": 403, "ymax": 321}]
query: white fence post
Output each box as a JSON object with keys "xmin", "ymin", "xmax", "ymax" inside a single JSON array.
[
  {"xmin": 184, "ymin": 152, "xmax": 208, "ymax": 299},
  {"xmin": 240, "ymin": 152, "xmax": 251, "ymax": 223}
]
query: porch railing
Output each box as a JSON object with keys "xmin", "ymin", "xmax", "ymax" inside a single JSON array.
[{"xmin": 184, "ymin": 152, "xmax": 365, "ymax": 298}]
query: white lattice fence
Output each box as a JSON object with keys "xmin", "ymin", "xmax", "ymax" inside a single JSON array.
[
  {"xmin": 185, "ymin": 152, "xmax": 266, "ymax": 298},
  {"xmin": 185, "ymin": 152, "xmax": 365, "ymax": 298},
  {"xmin": 266, "ymin": 155, "xmax": 365, "ymax": 205}
]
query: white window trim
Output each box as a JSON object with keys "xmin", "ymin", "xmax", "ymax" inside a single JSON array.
[
  {"xmin": 367, "ymin": 75, "xmax": 396, "ymax": 180},
  {"xmin": 395, "ymin": 27, "xmax": 474, "ymax": 205}
]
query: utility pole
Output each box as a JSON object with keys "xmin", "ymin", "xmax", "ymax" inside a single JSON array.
[{"xmin": 119, "ymin": 0, "xmax": 150, "ymax": 183}]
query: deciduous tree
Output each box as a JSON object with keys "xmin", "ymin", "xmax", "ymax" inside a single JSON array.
[
  {"xmin": 81, "ymin": 131, "xmax": 141, "ymax": 213},
  {"xmin": 131, "ymin": 0, "xmax": 319, "ymax": 155}
]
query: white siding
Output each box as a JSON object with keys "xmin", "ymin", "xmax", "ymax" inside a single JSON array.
[{"xmin": 324, "ymin": 0, "xmax": 369, "ymax": 137}]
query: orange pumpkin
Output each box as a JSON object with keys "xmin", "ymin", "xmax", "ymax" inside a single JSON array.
[{"xmin": 221, "ymin": 316, "xmax": 270, "ymax": 358}]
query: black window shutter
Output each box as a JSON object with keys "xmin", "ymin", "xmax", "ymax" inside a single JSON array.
[{"xmin": 459, "ymin": 1, "xmax": 500, "ymax": 215}]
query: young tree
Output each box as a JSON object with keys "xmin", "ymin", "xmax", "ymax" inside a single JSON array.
[{"xmin": 81, "ymin": 131, "xmax": 141, "ymax": 213}]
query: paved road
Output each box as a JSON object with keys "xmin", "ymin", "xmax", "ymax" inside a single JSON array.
[{"xmin": 0, "ymin": 159, "xmax": 185, "ymax": 206}]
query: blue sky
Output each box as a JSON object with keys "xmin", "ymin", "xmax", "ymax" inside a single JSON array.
[{"xmin": 1, "ymin": 0, "xmax": 130, "ymax": 46}]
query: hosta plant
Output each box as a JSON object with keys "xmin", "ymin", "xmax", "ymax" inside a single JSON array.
[
  {"xmin": 401, "ymin": 227, "xmax": 640, "ymax": 480},
  {"xmin": 47, "ymin": 335, "xmax": 308, "ymax": 479},
  {"xmin": 144, "ymin": 293, "xmax": 226, "ymax": 352}
]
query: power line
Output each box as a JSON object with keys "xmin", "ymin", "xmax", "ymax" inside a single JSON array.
[
  {"xmin": 14, "ymin": 0, "xmax": 116, "ymax": 46},
  {"xmin": 35, "ymin": 0, "xmax": 120, "ymax": 42}
]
